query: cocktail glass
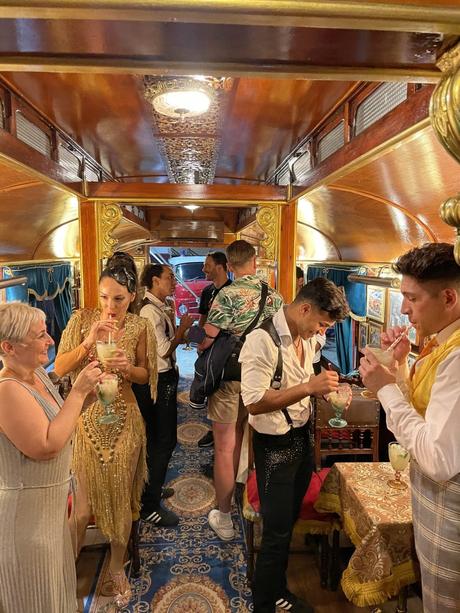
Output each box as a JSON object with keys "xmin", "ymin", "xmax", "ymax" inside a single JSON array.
[
  {"xmin": 327, "ymin": 383, "xmax": 352, "ymax": 428},
  {"xmin": 97, "ymin": 373, "xmax": 119, "ymax": 425},
  {"xmin": 362, "ymin": 347, "xmax": 395, "ymax": 398},
  {"xmin": 388, "ymin": 442, "xmax": 410, "ymax": 490},
  {"xmin": 96, "ymin": 340, "xmax": 117, "ymax": 366}
]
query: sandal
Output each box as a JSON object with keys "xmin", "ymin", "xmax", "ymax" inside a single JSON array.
[{"xmin": 109, "ymin": 569, "xmax": 132, "ymax": 609}]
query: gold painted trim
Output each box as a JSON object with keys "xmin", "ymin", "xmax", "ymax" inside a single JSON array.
[
  {"xmin": 0, "ymin": 180, "xmax": 43, "ymax": 194},
  {"xmin": 293, "ymin": 118, "xmax": 431, "ymax": 201},
  {"xmin": 88, "ymin": 197, "xmax": 286, "ymax": 207},
  {"xmin": 97, "ymin": 202, "xmax": 123, "ymax": 259},
  {"xmin": 256, "ymin": 204, "xmax": 280, "ymax": 261},
  {"xmin": 0, "ymin": 57, "xmax": 441, "ymax": 83},
  {"xmin": 1, "ymin": 1, "xmax": 459, "ymax": 34},
  {"xmin": 328, "ymin": 184, "xmax": 437, "ymax": 242},
  {"xmin": 0, "ymin": 257, "xmax": 78, "ymax": 266}
]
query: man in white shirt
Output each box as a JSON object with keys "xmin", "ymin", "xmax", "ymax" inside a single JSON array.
[
  {"xmin": 240, "ymin": 277, "xmax": 350, "ymax": 613},
  {"xmin": 359, "ymin": 242, "xmax": 460, "ymax": 613},
  {"xmin": 133, "ymin": 263, "xmax": 193, "ymax": 527}
]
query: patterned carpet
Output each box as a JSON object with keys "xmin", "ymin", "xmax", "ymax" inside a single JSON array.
[{"xmin": 83, "ymin": 368, "xmax": 253, "ymax": 612}]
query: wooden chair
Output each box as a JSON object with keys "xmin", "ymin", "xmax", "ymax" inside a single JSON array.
[
  {"xmin": 242, "ymin": 426, "xmax": 340, "ymax": 587},
  {"xmin": 314, "ymin": 388, "xmax": 380, "ymax": 471}
]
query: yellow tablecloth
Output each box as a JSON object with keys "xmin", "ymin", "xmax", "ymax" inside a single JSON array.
[{"xmin": 315, "ymin": 462, "xmax": 419, "ymax": 607}]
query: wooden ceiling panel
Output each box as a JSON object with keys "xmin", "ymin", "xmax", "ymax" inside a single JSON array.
[
  {"xmin": 333, "ymin": 125, "xmax": 458, "ymax": 244},
  {"xmin": 298, "ymin": 188, "xmax": 431, "ymax": 263}
]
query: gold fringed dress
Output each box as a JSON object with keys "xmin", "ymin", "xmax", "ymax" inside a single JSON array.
[{"xmin": 56, "ymin": 309, "xmax": 157, "ymax": 543}]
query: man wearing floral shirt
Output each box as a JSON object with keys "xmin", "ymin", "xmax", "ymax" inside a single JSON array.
[{"xmin": 199, "ymin": 240, "xmax": 283, "ymax": 540}]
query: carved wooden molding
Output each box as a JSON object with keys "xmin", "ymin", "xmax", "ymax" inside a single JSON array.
[
  {"xmin": 97, "ymin": 202, "xmax": 122, "ymax": 259},
  {"xmin": 256, "ymin": 204, "xmax": 280, "ymax": 261}
]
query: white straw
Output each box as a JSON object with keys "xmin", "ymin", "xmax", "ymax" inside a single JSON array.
[{"xmin": 385, "ymin": 325, "xmax": 412, "ymax": 352}]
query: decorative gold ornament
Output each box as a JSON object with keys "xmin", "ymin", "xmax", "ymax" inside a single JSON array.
[
  {"xmin": 98, "ymin": 202, "xmax": 122, "ymax": 258},
  {"xmin": 430, "ymin": 42, "xmax": 460, "ymax": 164},
  {"xmin": 143, "ymin": 76, "xmax": 232, "ymax": 184},
  {"xmin": 440, "ymin": 195, "xmax": 460, "ymax": 265},
  {"xmin": 256, "ymin": 204, "xmax": 280, "ymax": 261}
]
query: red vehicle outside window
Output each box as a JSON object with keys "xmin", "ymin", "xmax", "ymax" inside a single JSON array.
[{"xmin": 169, "ymin": 256, "xmax": 211, "ymax": 321}]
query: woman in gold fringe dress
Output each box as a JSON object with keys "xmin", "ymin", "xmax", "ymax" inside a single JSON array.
[{"xmin": 55, "ymin": 264, "xmax": 157, "ymax": 608}]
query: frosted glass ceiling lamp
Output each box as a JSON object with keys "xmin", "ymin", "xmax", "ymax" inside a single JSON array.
[{"xmin": 147, "ymin": 78, "xmax": 216, "ymax": 121}]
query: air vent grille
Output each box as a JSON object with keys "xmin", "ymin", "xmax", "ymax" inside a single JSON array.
[
  {"xmin": 293, "ymin": 150, "xmax": 312, "ymax": 184},
  {"xmin": 58, "ymin": 144, "xmax": 81, "ymax": 179},
  {"xmin": 277, "ymin": 167, "xmax": 290, "ymax": 186},
  {"xmin": 317, "ymin": 121, "xmax": 344, "ymax": 163},
  {"xmin": 16, "ymin": 112, "xmax": 51, "ymax": 157},
  {"xmin": 85, "ymin": 166, "xmax": 100, "ymax": 182},
  {"xmin": 355, "ymin": 83, "xmax": 408, "ymax": 135}
]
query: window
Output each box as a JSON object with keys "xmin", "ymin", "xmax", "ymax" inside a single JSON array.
[
  {"xmin": 58, "ymin": 143, "xmax": 81, "ymax": 179},
  {"xmin": 354, "ymin": 83, "xmax": 408, "ymax": 135},
  {"xmin": 175, "ymin": 262, "xmax": 205, "ymax": 282},
  {"xmin": 292, "ymin": 149, "xmax": 312, "ymax": 184},
  {"xmin": 276, "ymin": 167, "xmax": 290, "ymax": 186},
  {"xmin": 317, "ymin": 121, "xmax": 344, "ymax": 163},
  {"xmin": 85, "ymin": 165, "xmax": 101, "ymax": 182},
  {"xmin": 16, "ymin": 111, "xmax": 51, "ymax": 157}
]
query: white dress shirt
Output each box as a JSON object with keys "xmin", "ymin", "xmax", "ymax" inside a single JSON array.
[
  {"xmin": 378, "ymin": 317, "xmax": 460, "ymax": 482},
  {"xmin": 239, "ymin": 306, "xmax": 315, "ymax": 435},
  {"xmin": 140, "ymin": 291, "xmax": 176, "ymax": 373}
]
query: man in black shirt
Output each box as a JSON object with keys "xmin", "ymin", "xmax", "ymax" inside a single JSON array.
[
  {"xmin": 198, "ymin": 252, "xmax": 232, "ymax": 327},
  {"xmin": 197, "ymin": 251, "xmax": 232, "ymax": 448}
]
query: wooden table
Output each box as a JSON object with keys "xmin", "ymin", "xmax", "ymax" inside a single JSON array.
[{"xmin": 315, "ymin": 462, "xmax": 419, "ymax": 610}]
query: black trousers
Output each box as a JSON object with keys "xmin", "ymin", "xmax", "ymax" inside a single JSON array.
[
  {"xmin": 132, "ymin": 368, "xmax": 179, "ymax": 509},
  {"xmin": 252, "ymin": 425, "xmax": 313, "ymax": 613}
]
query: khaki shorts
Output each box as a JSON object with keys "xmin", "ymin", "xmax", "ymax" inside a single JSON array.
[{"xmin": 207, "ymin": 380, "xmax": 247, "ymax": 424}]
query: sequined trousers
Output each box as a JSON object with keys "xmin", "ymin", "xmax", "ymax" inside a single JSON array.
[{"xmin": 252, "ymin": 423, "xmax": 313, "ymax": 613}]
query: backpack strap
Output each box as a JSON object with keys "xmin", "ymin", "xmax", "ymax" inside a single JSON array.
[
  {"xmin": 241, "ymin": 281, "xmax": 269, "ymax": 341},
  {"xmin": 258, "ymin": 316, "xmax": 292, "ymax": 429}
]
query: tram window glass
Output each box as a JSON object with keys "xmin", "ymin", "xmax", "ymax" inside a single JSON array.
[
  {"xmin": 175, "ymin": 262, "xmax": 205, "ymax": 282},
  {"xmin": 317, "ymin": 121, "xmax": 344, "ymax": 163},
  {"xmin": 16, "ymin": 111, "xmax": 52, "ymax": 158},
  {"xmin": 354, "ymin": 82, "xmax": 408, "ymax": 136}
]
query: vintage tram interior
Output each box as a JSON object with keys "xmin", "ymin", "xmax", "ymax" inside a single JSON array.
[{"xmin": 0, "ymin": 2, "xmax": 459, "ymax": 611}]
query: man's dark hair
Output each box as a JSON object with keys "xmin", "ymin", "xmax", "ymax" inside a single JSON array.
[
  {"xmin": 294, "ymin": 277, "xmax": 350, "ymax": 321},
  {"xmin": 393, "ymin": 243, "xmax": 460, "ymax": 288},
  {"xmin": 140, "ymin": 263, "xmax": 166, "ymax": 289},
  {"xmin": 296, "ymin": 266, "xmax": 304, "ymax": 280},
  {"xmin": 207, "ymin": 251, "xmax": 227, "ymax": 271}
]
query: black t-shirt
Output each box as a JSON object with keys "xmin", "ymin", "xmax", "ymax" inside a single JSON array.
[{"xmin": 198, "ymin": 278, "xmax": 232, "ymax": 316}]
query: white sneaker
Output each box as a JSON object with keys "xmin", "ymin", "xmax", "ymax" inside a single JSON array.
[{"xmin": 208, "ymin": 509, "xmax": 235, "ymax": 541}]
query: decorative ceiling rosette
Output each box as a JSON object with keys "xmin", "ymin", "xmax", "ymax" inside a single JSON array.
[{"xmin": 143, "ymin": 76, "xmax": 233, "ymax": 184}]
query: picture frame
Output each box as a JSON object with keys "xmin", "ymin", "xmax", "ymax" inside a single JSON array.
[
  {"xmin": 366, "ymin": 286, "xmax": 386, "ymax": 324},
  {"xmin": 407, "ymin": 352, "xmax": 418, "ymax": 369},
  {"xmin": 388, "ymin": 289, "xmax": 409, "ymax": 329},
  {"xmin": 368, "ymin": 322, "xmax": 383, "ymax": 348},
  {"xmin": 358, "ymin": 322, "xmax": 369, "ymax": 352}
]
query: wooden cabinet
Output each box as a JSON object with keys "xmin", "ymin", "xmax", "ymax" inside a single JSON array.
[{"xmin": 314, "ymin": 388, "xmax": 380, "ymax": 470}]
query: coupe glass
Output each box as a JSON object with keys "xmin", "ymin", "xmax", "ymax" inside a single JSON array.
[
  {"xmin": 388, "ymin": 442, "xmax": 410, "ymax": 490},
  {"xmin": 96, "ymin": 340, "xmax": 117, "ymax": 366},
  {"xmin": 97, "ymin": 373, "xmax": 119, "ymax": 425},
  {"xmin": 327, "ymin": 383, "xmax": 352, "ymax": 428}
]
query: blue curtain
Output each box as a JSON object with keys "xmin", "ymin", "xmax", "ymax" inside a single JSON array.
[
  {"xmin": 306, "ymin": 266, "xmax": 366, "ymax": 374},
  {"xmin": 4, "ymin": 263, "xmax": 72, "ymax": 338}
]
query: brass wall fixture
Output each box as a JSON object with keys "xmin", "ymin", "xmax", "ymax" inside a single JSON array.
[
  {"xmin": 347, "ymin": 274, "xmax": 401, "ymax": 288},
  {"xmin": 430, "ymin": 42, "xmax": 460, "ymax": 264}
]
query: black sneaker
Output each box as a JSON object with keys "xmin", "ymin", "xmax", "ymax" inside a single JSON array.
[
  {"xmin": 198, "ymin": 430, "xmax": 214, "ymax": 448},
  {"xmin": 276, "ymin": 592, "xmax": 314, "ymax": 612},
  {"xmin": 161, "ymin": 487, "xmax": 175, "ymax": 499},
  {"xmin": 141, "ymin": 505, "xmax": 179, "ymax": 527}
]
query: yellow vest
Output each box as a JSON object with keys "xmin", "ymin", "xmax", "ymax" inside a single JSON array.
[{"xmin": 409, "ymin": 328, "xmax": 460, "ymax": 418}]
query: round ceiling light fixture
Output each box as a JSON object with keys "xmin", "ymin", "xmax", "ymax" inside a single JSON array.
[{"xmin": 145, "ymin": 77, "xmax": 216, "ymax": 121}]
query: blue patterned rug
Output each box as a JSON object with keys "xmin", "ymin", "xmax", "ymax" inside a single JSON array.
[{"xmin": 84, "ymin": 370, "xmax": 253, "ymax": 612}]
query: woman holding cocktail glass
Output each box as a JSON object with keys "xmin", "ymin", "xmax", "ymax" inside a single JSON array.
[{"xmin": 55, "ymin": 264, "xmax": 157, "ymax": 609}]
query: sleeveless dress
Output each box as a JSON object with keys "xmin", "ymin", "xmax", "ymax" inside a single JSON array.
[
  {"xmin": 57, "ymin": 309, "xmax": 158, "ymax": 543},
  {"xmin": 0, "ymin": 368, "xmax": 76, "ymax": 613}
]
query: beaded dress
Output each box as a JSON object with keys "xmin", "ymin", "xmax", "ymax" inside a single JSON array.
[{"xmin": 56, "ymin": 309, "xmax": 157, "ymax": 543}]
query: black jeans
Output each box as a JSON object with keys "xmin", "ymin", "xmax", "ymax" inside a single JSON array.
[
  {"xmin": 252, "ymin": 425, "xmax": 313, "ymax": 613},
  {"xmin": 132, "ymin": 368, "xmax": 179, "ymax": 509}
]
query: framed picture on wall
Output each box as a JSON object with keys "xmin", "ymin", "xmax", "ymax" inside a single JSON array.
[
  {"xmin": 407, "ymin": 352, "xmax": 418, "ymax": 369},
  {"xmin": 368, "ymin": 322, "xmax": 383, "ymax": 348},
  {"xmin": 366, "ymin": 286, "xmax": 386, "ymax": 323},
  {"xmin": 358, "ymin": 322, "xmax": 369, "ymax": 352},
  {"xmin": 388, "ymin": 289, "xmax": 409, "ymax": 328}
]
